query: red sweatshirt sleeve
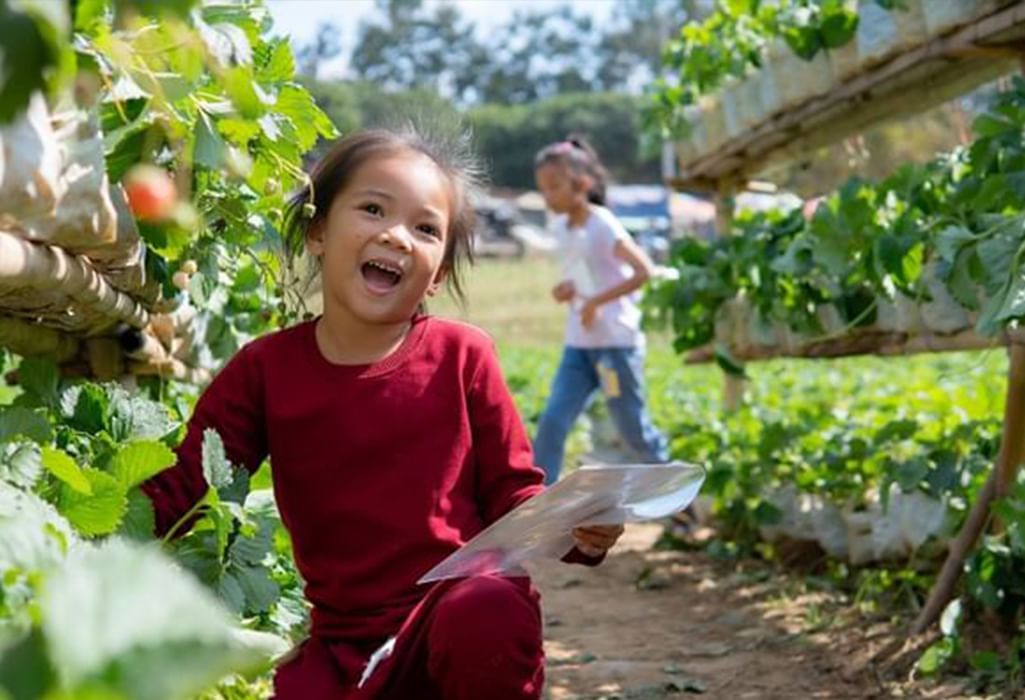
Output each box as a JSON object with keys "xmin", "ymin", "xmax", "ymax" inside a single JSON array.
[
  {"xmin": 466, "ymin": 340, "xmax": 605, "ymax": 567},
  {"xmin": 142, "ymin": 342, "xmax": 268, "ymax": 537},
  {"xmin": 467, "ymin": 342, "xmax": 545, "ymax": 525}
]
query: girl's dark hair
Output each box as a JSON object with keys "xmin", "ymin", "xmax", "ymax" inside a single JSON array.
[
  {"xmin": 533, "ymin": 133, "xmax": 609, "ymax": 206},
  {"xmin": 282, "ymin": 125, "xmax": 483, "ymax": 307}
]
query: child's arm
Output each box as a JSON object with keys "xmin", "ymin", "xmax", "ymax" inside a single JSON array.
[
  {"xmin": 579, "ymin": 236, "xmax": 655, "ymax": 328},
  {"xmin": 468, "ymin": 342, "xmax": 545, "ymax": 523},
  {"xmin": 468, "ymin": 341, "xmax": 619, "ymax": 563},
  {"xmin": 141, "ymin": 343, "xmax": 268, "ymax": 537}
]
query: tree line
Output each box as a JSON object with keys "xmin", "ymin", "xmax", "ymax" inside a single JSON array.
[{"xmin": 296, "ymin": 0, "xmax": 707, "ymax": 190}]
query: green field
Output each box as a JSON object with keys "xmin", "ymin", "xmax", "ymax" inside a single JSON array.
[{"xmin": 430, "ymin": 256, "xmax": 568, "ymax": 347}]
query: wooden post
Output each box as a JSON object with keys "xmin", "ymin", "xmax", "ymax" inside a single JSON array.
[
  {"xmin": 912, "ymin": 341, "xmax": 1025, "ymax": 634},
  {"xmin": 715, "ymin": 178, "xmax": 745, "ymax": 411},
  {"xmin": 996, "ymin": 343, "xmax": 1025, "ymax": 499}
]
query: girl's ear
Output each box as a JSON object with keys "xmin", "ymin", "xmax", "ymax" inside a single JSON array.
[
  {"xmin": 306, "ymin": 220, "xmax": 326, "ymax": 256},
  {"xmin": 427, "ymin": 264, "xmax": 449, "ymax": 297},
  {"xmin": 575, "ymin": 173, "xmax": 594, "ymax": 195}
]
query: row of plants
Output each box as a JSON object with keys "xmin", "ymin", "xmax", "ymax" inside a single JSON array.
[
  {"xmin": 636, "ymin": 345, "xmax": 1022, "ymax": 691},
  {"xmin": 643, "ymin": 2, "xmax": 1025, "ymax": 691},
  {"xmin": 647, "ymin": 0, "xmax": 906, "ymax": 137},
  {"xmin": 644, "ymin": 79, "xmax": 1025, "ymax": 357},
  {"xmin": 500, "ymin": 335, "xmax": 1023, "ymax": 689},
  {"xmin": 0, "ymin": 351, "xmax": 306, "ymax": 699},
  {"xmin": 1, "ymin": 0, "xmax": 334, "ymax": 696}
]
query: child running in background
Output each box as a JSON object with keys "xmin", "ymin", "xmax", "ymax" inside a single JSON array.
[
  {"xmin": 142, "ymin": 127, "xmax": 624, "ymax": 700},
  {"xmin": 533, "ymin": 136, "xmax": 669, "ymax": 485}
]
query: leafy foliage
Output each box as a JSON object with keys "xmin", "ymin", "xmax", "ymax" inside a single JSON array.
[
  {"xmin": 0, "ymin": 1, "xmax": 327, "ymax": 695},
  {"xmin": 0, "ymin": 377, "xmax": 304, "ymax": 698},
  {"xmin": 649, "ymin": 0, "xmax": 890, "ymax": 136},
  {"xmin": 645, "ymin": 81, "xmax": 1025, "ymax": 350}
]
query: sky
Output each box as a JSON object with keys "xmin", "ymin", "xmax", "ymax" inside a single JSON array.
[{"xmin": 265, "ymin": 0, "xmax": 617, "ymax": 78}]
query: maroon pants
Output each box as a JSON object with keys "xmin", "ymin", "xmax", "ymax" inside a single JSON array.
[{"xmin": 273, "ymin": 576, "xmax": 544, "ymax": 700}]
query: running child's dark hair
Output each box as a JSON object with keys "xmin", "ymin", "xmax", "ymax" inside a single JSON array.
[
  {"xmin": 533, "ymin": 133, "xmax": 609, "ymax": 206},
  {"xmin": 283, "ymin": 125, "xmax": 484, "ymax": 305}
]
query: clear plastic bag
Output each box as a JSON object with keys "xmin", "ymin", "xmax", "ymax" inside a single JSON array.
[{"xmin": 417, "ymin": 462, "xmax": 705, "ymax": 584}]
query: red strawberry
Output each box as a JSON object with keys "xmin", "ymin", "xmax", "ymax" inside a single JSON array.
[{"xmin": 123, "ymin": 164, "xmax": 177, "ymax": 222}]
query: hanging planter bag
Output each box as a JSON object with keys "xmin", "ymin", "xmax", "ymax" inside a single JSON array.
[
  {"xmin": 721, "ymin": 78, "xmax": 744, "ymax": 140},
  {"xmin": 736, "ymin": 71, "xmax": 765, "ymax": 131},
  {"xmin": 674, "ymin": 105, "xmax": 708, "ymax": 168},
  {"xmin": 923, "ymin": 0, "xmax": 1007, "ymax": 36},
  {"xmin": 920, "ymin": 260, "xmax": 972, "ymax": 334},
  {"xmin": 0, "ymin": 93, "xmax": 63, "ymax": 226},
  {"xmin": 773, "ymin": 40, "xmax": 833, "ymax": 110},
  {"xmin": 714, "ymin": 296, "xmax": 752, "ymax": 357},
  {"xmin": 829, "ymin": 40, "xmax": 860, "ymax": 85},
  {"xmin": 874, "ymin": 295, "xmax": 899, "ymax": 332},
  {"xmin": 856, "ymin": 0, "xmax": 927, "ymax": 69},
  {"xmin": 701, "ymin": 94, "xmax": 729, "ymax": 154},
  {"xmin": 759, "ymin": 44, "xmax": 785, "ymax": 115}
]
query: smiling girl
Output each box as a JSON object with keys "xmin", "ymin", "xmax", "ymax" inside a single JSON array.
[{"xmin": 141, "ymin": 128, "xmax": 623, "ymax": 699}]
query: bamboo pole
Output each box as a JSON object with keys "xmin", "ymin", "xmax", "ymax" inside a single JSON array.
[
  {"xmin": 715, "ymin": 178, "xmax": 745, "ymax": 411},
  {"xmin": 0, "ymin": 230, "xmax": 149, "ymax": 331},
  {"xmin": 911, "ymin": 341, "xmax": 1025, "ymax": 634},
  {"xmin": 686, "ymin": 328, "xmax": 1011, "ymax": 364}
]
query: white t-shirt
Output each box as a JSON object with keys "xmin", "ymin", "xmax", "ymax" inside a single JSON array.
[{"xmin": 554, "ymin": 205, "xmax": 645, "ymax": 349}]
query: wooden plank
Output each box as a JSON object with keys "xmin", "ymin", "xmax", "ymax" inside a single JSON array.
[
  {"xmin": 670, "ymin": 3, "xmax": 1025, "ymax": 191},
  {"xmin": 685, "ymin": 328, "xmax": 1014, "ymax": 365}
]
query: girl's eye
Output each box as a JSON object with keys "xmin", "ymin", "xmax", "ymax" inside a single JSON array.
[
  {"xmin": 417, "ymin": 224, "xmax": 441, "ymax": 239},
  {"xmin": 361, "ymin": 203, "xmax": 383, "ymax": 216}
]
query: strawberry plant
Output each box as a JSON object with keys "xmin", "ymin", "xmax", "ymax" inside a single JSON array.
[
  {"xmin": 0, "ymin": 0, "xmax": 333, "ymax": 695},
  {"xmin": 646, "ymin": 79, "xmax": 1025, "ymax": 353},
  {"xmin": 648, "ymin": 0, "xmax": 865, "ymax": 136}
]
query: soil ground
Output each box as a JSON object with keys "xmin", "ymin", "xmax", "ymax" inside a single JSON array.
[{"xmin": 531, "ymin": 524, "xmax": 1003, "ymax": 700}]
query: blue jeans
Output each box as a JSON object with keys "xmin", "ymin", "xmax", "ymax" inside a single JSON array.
[{"xmin": 533, "ymin": 346, "xmax": 669, "ymax": 485}]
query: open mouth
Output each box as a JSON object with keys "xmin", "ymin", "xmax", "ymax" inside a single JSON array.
[{"xmin": 361, "ymin": 259, "xmax": 403, "ymax": 293}]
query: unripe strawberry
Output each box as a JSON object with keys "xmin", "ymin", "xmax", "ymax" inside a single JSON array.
[
  {"xmin": 172, "ymin": 271, "xmax": 190, "ymax": 290},
  {"xmin": 225, "ymin": 147, "xmax": 253, "ymax": 179},
  {"xmin": 181, "ymin": 260, "xmax": 198, "ymax": 275},
  {"xmin": 123, "ymin": 164, "xmax": 177, "ymax": 222}
]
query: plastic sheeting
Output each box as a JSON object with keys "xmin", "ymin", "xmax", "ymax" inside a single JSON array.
[{"xmin": 418, "ymin": 462, "xmax": 705, "ymax": 584}]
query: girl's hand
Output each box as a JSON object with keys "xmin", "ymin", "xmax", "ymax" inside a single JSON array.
[
  {"xmin": 552, "ymin": 280, "xmax": 576, "ymax": 303},
  {"xmin": 572, "ymin": 524, "xmax": 625, "ymax": 557},
  {"xmin": 580, "ymin": 298, "xmax": 599, "ymax": 328}
]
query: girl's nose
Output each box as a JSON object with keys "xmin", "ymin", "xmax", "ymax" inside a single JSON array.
[{"xmin": 378, "ymin": 226, "xmax": 413, "ymax": 252}]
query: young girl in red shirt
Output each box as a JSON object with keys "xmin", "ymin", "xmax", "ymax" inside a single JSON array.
[{"xmin": 142, "ymin": 128, "xmax": 623, "ymax": 699}]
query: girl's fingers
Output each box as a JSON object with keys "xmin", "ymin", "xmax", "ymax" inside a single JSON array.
[
  {"xmin": 573, "ymin": 525, "xmax": 624, "ymax": 551},
  {"xmin": 574, "ymin": 525, "xmax": 624, "ymax": 538}
]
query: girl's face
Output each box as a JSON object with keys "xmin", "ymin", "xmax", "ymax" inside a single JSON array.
[
  {"xmin": 308, "ymin": 150, "xmax": 453, "ymax": 328},
  {"xmin": 535, "ymin": 162, "xmax": 586, "ymax": 214}
]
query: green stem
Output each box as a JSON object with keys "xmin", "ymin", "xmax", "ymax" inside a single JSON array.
[{"xmin": 161, "ymin": 489, "xmax": 210, "ymax": 544}]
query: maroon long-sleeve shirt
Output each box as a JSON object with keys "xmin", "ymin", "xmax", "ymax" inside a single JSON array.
[{"xmin": 143, "ymin": 316, "xmax": 597, "ymax": 643}]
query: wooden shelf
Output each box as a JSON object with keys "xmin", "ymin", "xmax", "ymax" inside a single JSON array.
[
  {"xmin": 685, "ymin": 327, "xmax": 1025, "ymax": 365},
  {"xmin": 669, "ymin": 2, "xmax": 1025, "ymax": 192}
]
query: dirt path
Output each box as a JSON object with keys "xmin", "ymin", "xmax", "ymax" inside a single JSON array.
[{"xmin": 530, "ymin": 524, "xmax": 979, "ymax": 700}]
